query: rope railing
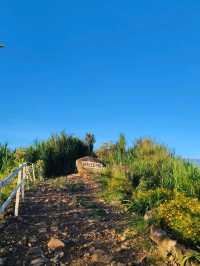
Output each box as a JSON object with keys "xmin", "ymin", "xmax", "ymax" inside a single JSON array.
[{"xmin": 0, "ymin": 162, "xmax": 36, "ymax": 216}]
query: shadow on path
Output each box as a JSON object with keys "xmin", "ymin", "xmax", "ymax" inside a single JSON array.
[{"xmin": 0, "ymin": 175, "xmax": 163, "ymax": 266}]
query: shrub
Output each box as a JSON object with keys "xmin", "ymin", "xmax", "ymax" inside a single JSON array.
[
  {"xmin": 128, "ymin": 188, "xmax": 174, "ymax": 215},
  {"xmin": 97, "ymin": 136, "xmax": 200, "ymax": 199},
  {"xmin": 25, "ymin": 132, "xmax": 89, "ymax": 178},
  {"xmin": 133, "ymin": 138, "xmax": 172, "ymax": 159},
  {"xmin": 158, "ymin": 193, "xmax": 200, "ymax": 247}
]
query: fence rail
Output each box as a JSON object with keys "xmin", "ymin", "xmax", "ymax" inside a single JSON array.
[{"xmin": 0, "ymin": 162, "xmax": 36, "ymax": 216}]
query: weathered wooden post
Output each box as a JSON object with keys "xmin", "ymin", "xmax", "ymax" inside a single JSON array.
[
  {"xmin": 32, "ymin": 164, "xmax": 36, "ymax": 183},
  {"xmin": 26, "ymin": 165, "xmax": 30, "ymax": 188},
  {"xmin": 14, "ymin": 165, "xmax": 22, "ymax": 216},
  {"xmin": 21, "ymin": 166, "xmax": 25, "ymax": 201}
]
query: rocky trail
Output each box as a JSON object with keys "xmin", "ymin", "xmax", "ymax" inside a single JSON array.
[{"xmin": 0, "ymin": 175, "xmax": 165, "ymax": 266}]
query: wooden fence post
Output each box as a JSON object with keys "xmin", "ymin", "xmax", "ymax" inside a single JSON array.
[
  {"xmin": 14, "ymin": 166, "xmax": 22, "ymax": 216},
  {"xmin": 21, "ymin": 166, "xmax": 25, "ymax": 201},
  {"xmin": 32, "ymin": 164, "xmax": 36, "ymax": 183},
  {"xmin": 26, "ymin": 165, "xmax": 30, "ymax": 190}
]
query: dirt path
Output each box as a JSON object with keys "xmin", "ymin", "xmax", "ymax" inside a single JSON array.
[{"xmin": 0, "ymin": 175, "xmax": 165, "ymax": 266}]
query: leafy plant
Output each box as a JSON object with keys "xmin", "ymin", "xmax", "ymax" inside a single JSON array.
[
  {"xmin": 25, "ymin": 132, "xmax": 89, "ymax": 178},
  {"xmin": 158, "ymin": 193, "xmax": 200, "ymax": 247},
  {"xmin": 181, "ymin": 253, "xmax": 200, "ymax": 266},
  {"xmin": 127, "ymin": 188, "xmax": 173, "ymax": 215}
]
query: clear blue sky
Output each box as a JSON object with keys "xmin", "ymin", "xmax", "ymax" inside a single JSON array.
[{"xmin": 0, "ymin": 1, "xmax": 200, "ymax": 158}]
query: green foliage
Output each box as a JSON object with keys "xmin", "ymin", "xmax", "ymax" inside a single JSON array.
[
  {"xmin": 96, "ymin": 142, "xmax": 118, "ymax": 164},
  {"xmin": 0, "ymin": 143, "xmax": 16, "ymax": 173},
  {"xmin": 96, "ymin": 135, "xmax": 200, "ymax": 248},
  {"xmin": 158, "ymin": 193, "xmax": 200, "ymax": 247},
  {"xmin": 106, "ymin": 166, "xmax": 132, "ymax": 202},
  {"xmin": 85, "ymin": 132, "xmax": 96, "ymax": 154},
  {"xmin": 0, "ymin": 176, "xmax": 17, "ymax": 204},
  {"xmin": 181, "ymin": 253, "xmax": 200, "ymax": 266},
  {"xmin": 97, "ymin": 136, "xmax": 200, "ymax": 199},
  {"xmin": 0, "ymin": 132, "xmax": 90, "ymax": 204},
  {"xmin": 34, "ymin": 160, "xmax": 45, "ymax": 180},
  {"xmin": 25, "ymin": 132, "xmax": 89, "ymax": 178},
  {"xmin": 171, "ymin": 158, "xmax": 200, "ymax": 197},
  {"xmin": 14, "ymin": 148, "xmax": 26, "ymax": 163},
  {"xmin": 0, "ymin": 144, "xmax": 17, "ymax": 204},
  {"xmin": 128, "ymin": 216, "xmax": 148, "ymax": 234},
  {"xmin": 128, "ymin": 188, "xmax": 173, "ymax": 215},
  {"xmin": 128, "ymin": 139, "xmax": 174, "ymax": 192},
  {"xmin": 118, "ymin": 133, "xmax": 126, "ymax": 156}
]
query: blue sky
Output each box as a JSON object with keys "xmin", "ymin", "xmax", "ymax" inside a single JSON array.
[{"xmin": 0, "ymin": 1, "xmax": 200, "ymax": 158}]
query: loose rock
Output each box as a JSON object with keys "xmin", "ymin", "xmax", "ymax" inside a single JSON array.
[
  {"xmin": 47, "ymin": 238, "xmax": 65, "ymax": 250},
  {"xmin": 91, "ymin": 249, "xmax": 112, "ymax": 264}
]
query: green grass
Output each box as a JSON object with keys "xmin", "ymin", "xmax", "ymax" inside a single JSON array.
[
  {"xmin": 0, "ymin": 171, "xmax": 17, "ymax": 205},
  {"xmin": 128, "ymin": 216, "xmax": 148, "ymax": 234},
  {"xmin": 96, "ymin": 136, "xmax": 200, "ymax": 250}
]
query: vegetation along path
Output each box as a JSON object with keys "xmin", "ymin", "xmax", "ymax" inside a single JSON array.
[{"xmin": 0, "ymin": 175, "xmax": 165, "ymax": 266}]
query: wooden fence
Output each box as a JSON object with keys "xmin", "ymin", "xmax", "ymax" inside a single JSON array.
[{"xmin": 0, "ymin": 163, "xmax": 36, "ymax": 217}]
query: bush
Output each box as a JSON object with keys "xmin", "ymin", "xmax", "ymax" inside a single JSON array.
[
  {"xmin": 158, "ymin": 193, "xmax": 200, "ymax": 247},
  {"xmin": 128, "ymin": 188, "xmax": 173, "ymax": 215},
  {"xmin": 98, "ymin": 136, "xmax": 200, "ymax": 199},
  {"xmin": 133, "ymin": 138, "xmax": 172, "ymax": 159},
  {"xmin": 25, "ymin": 132, "xmax": 89, "ymax": 178}
]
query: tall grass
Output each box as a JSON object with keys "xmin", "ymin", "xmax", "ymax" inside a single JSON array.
[
  {"xmin": 0, "ymin": 143, "xmax": 16, "ymax": 173},
  {"xmin": 25, "ymin": 132, "xmax": 89, "ymax": 178},
  {"xmin": 97, "ymin": 137, "xmax": 200, "ymax": 199}
]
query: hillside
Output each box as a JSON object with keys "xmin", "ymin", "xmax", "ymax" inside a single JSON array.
[{"xmin": 1, "ymin": 135, "xmax": 200, "ymax": 266}]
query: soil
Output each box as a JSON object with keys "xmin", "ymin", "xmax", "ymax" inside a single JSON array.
[{"xmin": 0, "ymin": 174, "xmax": 166, "ymax": 266}]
